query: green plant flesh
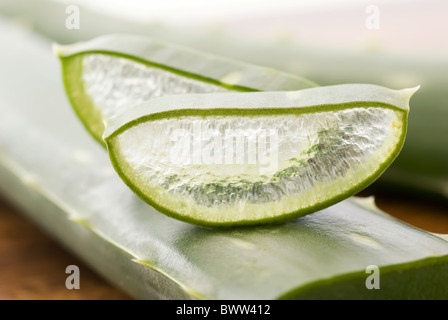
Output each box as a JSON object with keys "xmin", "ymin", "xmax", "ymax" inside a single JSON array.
[
  {"xmin": 103, "ymin": 85, "xmax": 415, "ymax": 226},
  {"xmin": 54, "ymin": 34, "xmax": 316, "ymax": 144}
]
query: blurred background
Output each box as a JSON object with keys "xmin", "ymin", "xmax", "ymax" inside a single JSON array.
[
  {"xmin": 2, "ymin": 0, "xmax": 447, "ymax": 54},
  {"xmin": 0, "ymin": 0, "xmax": 446, "ymax": 299}
]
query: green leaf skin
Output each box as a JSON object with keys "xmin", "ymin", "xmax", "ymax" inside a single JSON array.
[
  {"xmin": 55, "ymin": 34, "xmax": 316, "ymax": 144},
  {"xmin": 0, "ymin": 18, "xmax": 448, "ymax": 300},
  {"xmin": 2, "ymin": 0, "xmax": 445, "ymax": 200},
  {"xmin": 104, "ymin": 85, "xmax": 414, "ymax": 227}
]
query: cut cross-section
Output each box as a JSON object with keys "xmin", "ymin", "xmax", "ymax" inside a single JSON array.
[
  {"xmin": 104, "ymin": 84, "xmax": 416, "ymax": 227},
  {"xmin": 81, "ymin": 54, "xmax": 227, "ymax": 121}
]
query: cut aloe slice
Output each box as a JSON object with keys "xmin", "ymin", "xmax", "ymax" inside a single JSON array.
[
  {"xmin": 104, "ymin": 84, "xmax": 416, "ymax": 227},
  {"xmin": 54, "ymin": 34, "xmax": 316, "ymax": 144}
]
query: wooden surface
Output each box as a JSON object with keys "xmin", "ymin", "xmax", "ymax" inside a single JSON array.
[
  {"xmin": 371, "ymin": 192, "xmax": 448, "ymax": 234},
  {"xmin": 0, "ymin": 190, "xmax": 446, "ymax": 300},
  {"xmin": 0, "ymin": 197, "xmax": 131, "ymax": 300}
]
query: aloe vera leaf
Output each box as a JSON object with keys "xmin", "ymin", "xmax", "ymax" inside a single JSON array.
[
  {"xmin": 2, "ymin": 0, "xmax": 445, "ymax": 200},
  {"xmin": 54, "ymin": 35, "xmax": 315, "ymax": 145},
  {"xmin": 103, "ymin": 84, "xmax": 413, "ymax": 227},
  {"xmin": 1, "ymin": 19, "xmax": 448, "ymax": 299}
]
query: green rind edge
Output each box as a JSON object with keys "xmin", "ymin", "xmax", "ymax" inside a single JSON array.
[
  {"xmin": 103, "ymin": 84, "xmax": 414, "ymax": 137},
  {"xmin": 278, "ymin": 254, "xmax": 448, "ymax": 299},
  {"xmin": 54, "ymin": 34, "xmax": 317, "ymax": 91},
  {"xmin": 60, "ymin": 55, "xmax": 105, "ymax": 145}
]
